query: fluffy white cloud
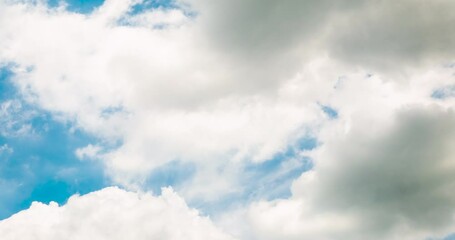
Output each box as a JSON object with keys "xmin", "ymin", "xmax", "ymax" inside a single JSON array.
[
  {"xmin": 1, "ymin": 0, "xmax": 453, "ymax": 183},
  {"xmin": 0, "ymin": 0, "xmax": 325, "ymax": 196},
  {"xmin": 0, "ymin": 187, "xmax": 235, "ymax": 240}
]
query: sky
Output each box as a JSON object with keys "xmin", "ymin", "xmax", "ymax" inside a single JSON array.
[{"xmin": 0, "ymin": 0, "xmax": 454, "ymax": 239}]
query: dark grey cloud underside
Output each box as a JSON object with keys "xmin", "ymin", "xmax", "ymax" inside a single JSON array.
[
  {"xmin": 190, "ymin": 0, "xmax": 455, "ymax": 72},
  {"xmin": 311, "ymin": 107, "xmax": 455, "ymax": 239}
]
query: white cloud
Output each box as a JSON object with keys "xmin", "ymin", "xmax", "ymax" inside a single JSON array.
[
  {"xmin": 0, "ymin": 0, "xmax": 325, "ymax": 197},
  {"xmin": 0, "ymin": 187, "xmax": 236, "ymax": 240},
  {"xmin": 75, "ymin": 144, "xmax": 102, "ymax": 160}
]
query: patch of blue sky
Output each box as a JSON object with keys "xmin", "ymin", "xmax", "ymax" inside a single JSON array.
[
  {"xmin": 0, "ymin": 65, "xmax": 18, "ymax": 101},
  {"xmin": 129, "ymin": 0, "xmax": 197, "ymax": 18},
  {"xmin": 320, "ymin": 104, "xmax": 339, "ymax": 119},
  {"xmin": 0, "ymin": 65, "xmax": 108, "ymax": 219},
  {"xmin": 432, "ymin": 85, "xmax": 455, "ymax": 99},
  {"xmin": 242, "ymin": 156, "xmax": 313, "ymax": 201},
  {"xmin": 145, "ymin": 160, "xmax": 196, "ymax": 195},
  {"xmin": 46, "ymin": 0, "xmax": 178, "ymax": 15},
  {"xmin": 130, "ymin": 0, "xmax": 176, "ymax": 15},
  {"xmin": 242, "ymin": 137, "xmax": 317, "ymax": 200},
  {"xmin": 47, "ymin": 0, "xmax": 105, "ymax": 14},
  {"xmin": 118, "ymin": 0, "xmax": 195, "ymax": 28},
  {"xmin": 193, "ymin": 137, "xmax": 318, "ymax": 216}
]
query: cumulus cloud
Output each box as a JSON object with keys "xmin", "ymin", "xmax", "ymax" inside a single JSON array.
[
  {"xmin": 247, "ymin": 106, "xmax": 455, "ymax": 240},
  {"xmin": 0, "ymin": 187, "xmax": 235, "ymax": 240},
  {"xmin": 1, "ymin": 0, "xmax": 455, "ymax": 238},
  {"xmin": 0, "ymin": 0, "xmax": 325, "ymax": 196},
  {"xmin": 1, "ymin": 0, "xmax": 453, "ymax": 184}
]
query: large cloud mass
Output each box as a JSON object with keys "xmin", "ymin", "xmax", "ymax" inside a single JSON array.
[
  {"xmin": 0, "ymin": 187, "xmax": 235, "ymax": 240},
  {"xmin": 248, "ymin": 106, "xmax": 455, "ymax": 240},
  {"xmin": 0, "ymin": 0, "xmax": 455, "ymax": 239},
  {"xmin": 0, "ymin": 0, "xmax": 453, "ymax": 187}
]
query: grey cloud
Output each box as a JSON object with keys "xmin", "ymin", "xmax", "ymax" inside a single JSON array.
[
  {"xmin": 188, "ymin": 0, "xmax": 363, "ymax": 55},
  {"xmin": 184, "ymin": 0, "xmax": 455, "ymax": 74},
  {"xmin": 308, "ymin": 107, "xmax": 455, "ymax": 238},
  {"xmin": 250, "ymin": 107, "xmax": 455, "ymax": 240},
  {"xmin": 328, "ymin": 0, "xmax": 455, "ymax": 70},
  {"xmin": 179, "ymin": 0, "xmax": 366, "ymax": 91}
]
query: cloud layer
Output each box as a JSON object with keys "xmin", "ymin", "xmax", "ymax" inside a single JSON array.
[{"xmin": 0, "ymin": 0, "xmax": 455, "ymax": 239}]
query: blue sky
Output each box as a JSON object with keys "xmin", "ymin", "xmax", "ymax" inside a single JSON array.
[
  {"xmin": 0, "ymin": 66, "xmax": 107, "ymax": 219},
  {"xmin": 1, "ymin": 0, "xmax": 455, "ymax": 239},
  {"xmin": 47, "ymin": 0, "xmax": 107, "ymax": 13},
  {"xmin": 47, "ymin": 0, "xmax": 175, "ymax": 14}
]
